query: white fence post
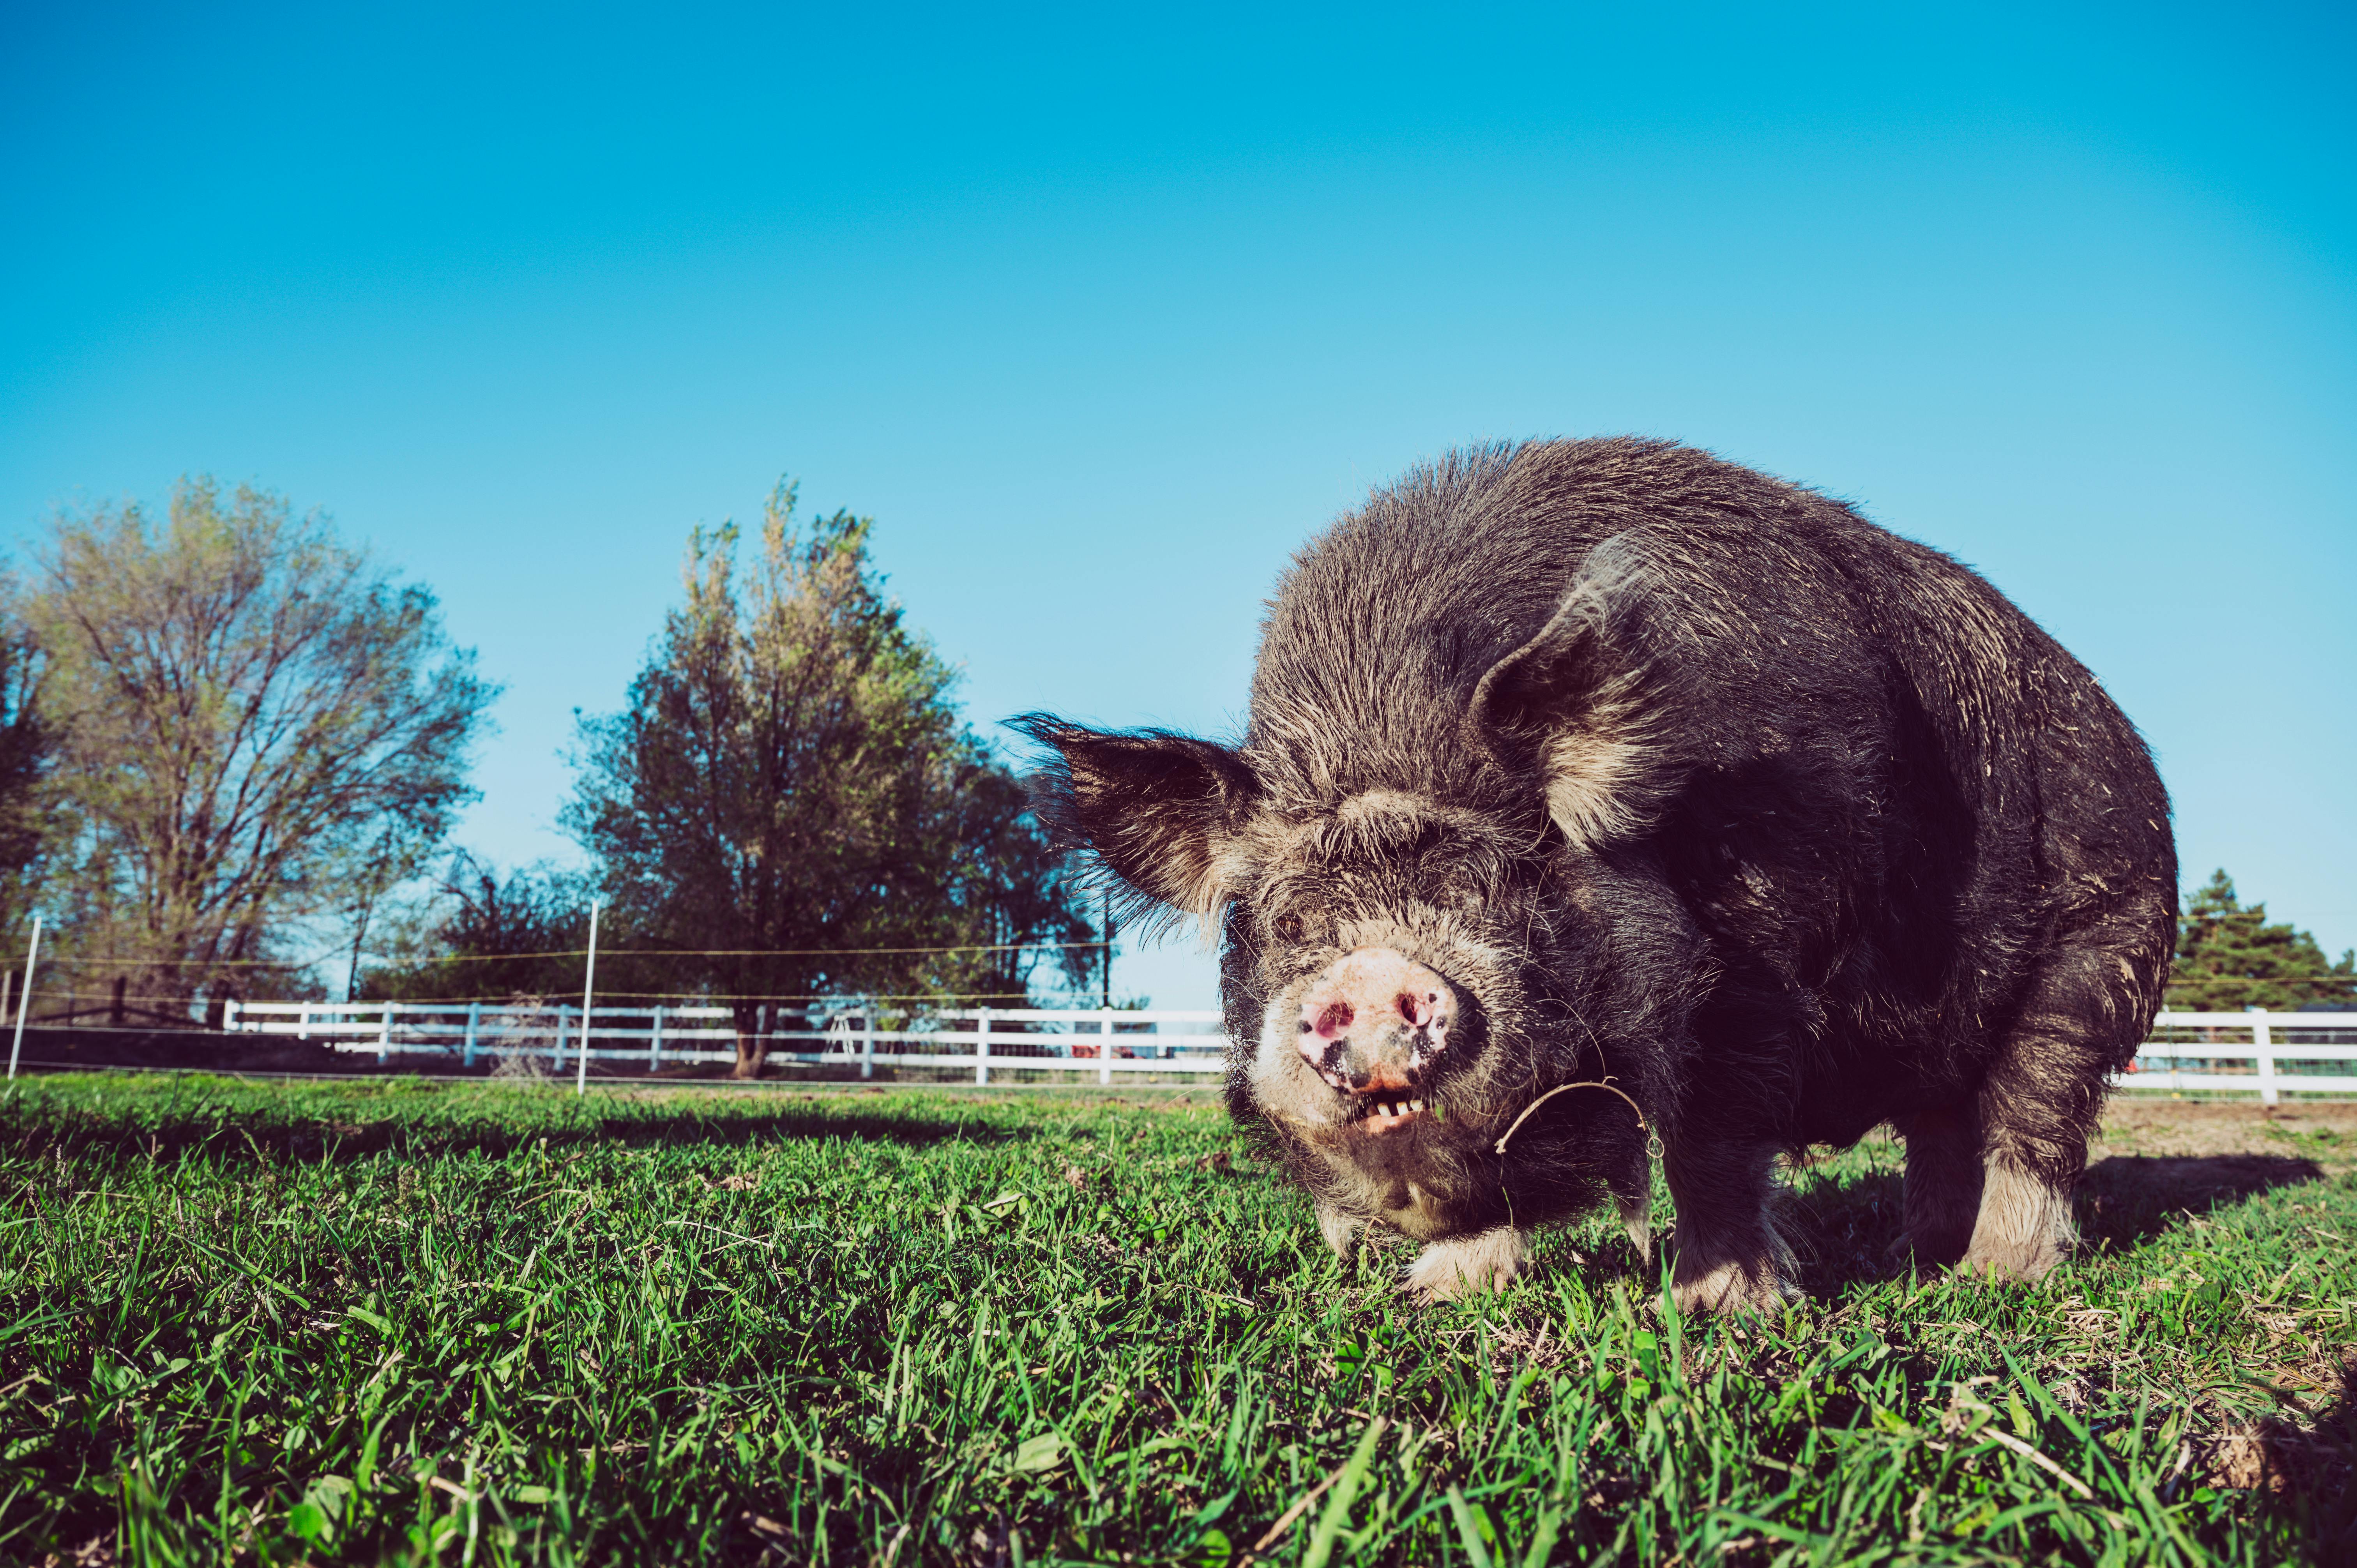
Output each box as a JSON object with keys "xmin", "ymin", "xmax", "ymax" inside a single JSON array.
[
  {"xmin": 860, "ymin": 1010, "xmax": 873, "ymax": 1080},
  {"xmin": 650, "ymin": 1004, "xmax": 664, "ymax": 1072},
  {"xmin": 575, "ymin": 900, "xmax": 601, "ymax": 1097},
  {"xmin": 1099, "ymin": 1006, "xmax": 1114, "ymax": 1085},
  {"xmin": 975, "ymin": 1007, "xmax": 991, "ymax": 1086},
  {"xmin": 297, "ymin": 1002, "xmax": 310, "ymax": 1041},
  {"xmin": 223, "ymin": 997, "xmax": 240, "ymax": 1033},
  {"xmin": 461, "ymin": 1001, "xmax": 480, "ymax": 1068},
  {"xmin": 376, "ymin": 1003, "xmax": 393, "ymax": 1064},
  {"xmin": 2254, "ymin": 1007, "xmax": 2276, "ymax": 1106},
  {"xmin": 553, "ymin": 1004, "xmax": 569, "ymax": 1072}
]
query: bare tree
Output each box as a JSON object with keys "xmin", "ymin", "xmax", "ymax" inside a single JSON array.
[{"xmin": 25, "ymin": 477, "xmax": 493, "ymax": 1015}]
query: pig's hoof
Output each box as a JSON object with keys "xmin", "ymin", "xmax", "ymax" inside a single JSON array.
[
  {"xmin": 1954, "ymin": 1234, "xmax": 2065, "ymax": 1283},
  {"xmin": 1953, "ymin": 1162, "xmax": 2071, "ymax": 1283},
  {"xmin": 1401, "ymin": 1229, "xmax": 1528, "ymax": 1301},
  {"xmin": 1669, "ymin": 1257, "xmax": 1795, "ymax": 1315}
]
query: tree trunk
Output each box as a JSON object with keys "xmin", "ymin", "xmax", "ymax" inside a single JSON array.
[{"xmin": 731, "ymin": 1000, "xmax": 770, "ymax": 1079}]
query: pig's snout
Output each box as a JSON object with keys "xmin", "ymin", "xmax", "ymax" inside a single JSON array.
[{"xmin": 1295, "ymin": 948, "xmax": 1458, "ymax": 1103}]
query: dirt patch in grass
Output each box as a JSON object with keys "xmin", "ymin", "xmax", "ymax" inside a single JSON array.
[{"xmin": 2098, "ymin": 1098, "xmax": 2357, "ymax": 1161}]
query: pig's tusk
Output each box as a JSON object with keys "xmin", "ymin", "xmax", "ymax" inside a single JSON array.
[{"xmin": 1492, "ymin": 1079, "xmax": 1659, "ymax": 1159}]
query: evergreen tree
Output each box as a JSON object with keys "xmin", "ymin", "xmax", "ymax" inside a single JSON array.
[{"xmin": 2166, "ymin": 870, "xmax": 2357, "ymax": 1012}]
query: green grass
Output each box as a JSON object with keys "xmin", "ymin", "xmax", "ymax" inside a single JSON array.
[{"xmin": 1, "ymin": 1076, "xmax": 2351, "ymax": 1565}]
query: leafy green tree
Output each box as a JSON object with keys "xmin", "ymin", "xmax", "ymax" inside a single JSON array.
[
  {"xmin": 361, "ymin": 853, "xmax": 600, "ymax": 1003},
  {"xmin": 2167, "ymin": 870, "xmax": 2357, "ymax": 1012},
  {"xmin": 23, "ymin": 478, "xmax": 493, "ymax": 1016},
  {"xmin": 0, "ymin": 579, "xmax": 54, "ymax": 939},
  {"xmin": 565, "ymin": 481, "xmax": 1094, "ymax": 1076}
]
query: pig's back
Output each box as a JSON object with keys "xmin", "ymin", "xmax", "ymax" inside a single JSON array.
[{"xmin": 1248, "ymin": 437, "xmax": 2171, "ymax": 1069}]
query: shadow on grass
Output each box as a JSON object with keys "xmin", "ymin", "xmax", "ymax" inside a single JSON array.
[
  {"xmin": 1775, "ymin": 1151, "xmax": 2327, "ymax": 1292},
  {"xmin": 0, "ymin": 1102, "xmax": 1046, "ymax": 1168},
  {"xmin": 2077, "ymin": 1152, "xmax": 2324, "ymax": 1250},
  {"xmin": 2244, "ymin": 1354, "xmax": 2357, "ymax": 1559}
]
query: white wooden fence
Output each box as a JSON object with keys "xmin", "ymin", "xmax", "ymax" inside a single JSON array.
[
  {"xmin": 219, "ymin": 1001, "xmax": 2356, "ymax": 1100},
  {"xmin": 2124, "ymin": 1010, "xmax": 2357, "ymax": 1104},
  {"xmin": 223, "ymin": 999, "xmax": 1229, "ymax": 1083}
]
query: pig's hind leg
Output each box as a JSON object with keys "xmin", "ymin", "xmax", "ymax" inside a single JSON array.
[
  {"xmin": 1663, "ymin": 1139, "xmax": 1799, "ymax": 1313},
  {"xmin": 1948, "ymin": 918, "xmax": 2166, "ymax": 1282},
  {"xmin": 1891, "ymin": 1102, "xmax": 1985, "ymax": 1268}
]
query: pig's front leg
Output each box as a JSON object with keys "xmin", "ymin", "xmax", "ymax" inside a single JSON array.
[
  {"xmin": 1315, "ymin": 1199, "xmax": 1361, "ymax": 1261},
  {"xmin": 1401, "ymin": 1227, "xmax": 1529, "ymax": 1301}
]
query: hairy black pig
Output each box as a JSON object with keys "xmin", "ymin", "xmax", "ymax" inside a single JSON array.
[{"xmin": 1018, "ymin": 438, "xmax": 2174, "ymax": 1310}]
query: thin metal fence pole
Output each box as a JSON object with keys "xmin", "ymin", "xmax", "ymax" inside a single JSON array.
[
  {"xmin": 6, "ymin": 916, "xmax": 42, "ymax": 1081},
  {"xmin": 2255, "ymin": 1008, "xmax": 2276, "ymax": 1106},
  {"xmin": 576, "ymin": 901, "xmax": 601, "ymax": 1097}
]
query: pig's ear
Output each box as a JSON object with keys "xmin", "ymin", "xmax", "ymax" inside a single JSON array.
[
  {"xmin": 1009, "ymin": 715, "xmax": 1262, "ymax": 918},
  {"xmin": 1467, "ymin": 540, "xmax": 1664, "ymax": 846}
]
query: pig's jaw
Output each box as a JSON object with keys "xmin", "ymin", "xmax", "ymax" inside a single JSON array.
[{"xmin": 1346, "ymin": 1095, "xmax": 1431, "ymax": 1134}]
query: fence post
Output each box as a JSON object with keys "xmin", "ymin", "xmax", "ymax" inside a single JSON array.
[
  {"xmin": 2254, "ymin": 1007, "xmax": 2276, "ymax": 1106},
  {"xmin": 650, "ymin": 1004, "xmax": 664, "ymax": 1072},
  {"xmin": 224, "ymin": 998, "xmax": 240, "ymax": 1033},
  {"xmin": 297, "ymin": 1002, "xmax": 310, "ymax": 1042},
  {"xmin": 377, "ymin": 1002, "xmax": 393, "ymax": 1065},
  {"xmin": 1099, "ymin": 1006, "xmax": 1114, "ymax": 1085},
  {"xmin": 6, "ymin": 915, "xmax": 42, "ymax": 1082},
  {"xmin": 461, "ymin": 1001, "xmax": 480, "ymax": 1068},
  {"xmin": 860, "ymin": 1010, "xmax": 873, "ymax": 1081},
  {"xmin": 553, "ymin": 1005, "xmax": 569, "ymax": 1072},
  {"xmin": 975, "ymin": 1007, "xmax": 991, "ymax": 1086}
]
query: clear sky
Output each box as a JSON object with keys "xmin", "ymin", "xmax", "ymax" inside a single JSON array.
[{"xmin": 4, "ymin": 2, "xmax": 2352, "ymax": 1012}]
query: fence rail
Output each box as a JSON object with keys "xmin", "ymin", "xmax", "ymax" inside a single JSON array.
[
  {"xmin": 2122, "ymin": 1009, "xmax": 2357, "ymax": 1103},
  {"xmin": 212, "ymin": 1001, "xmax": 2357, "ymax": 1100},
  {"xmin": 224, "ymin": 999, "xmax": 1228, "ymax": 1083}
]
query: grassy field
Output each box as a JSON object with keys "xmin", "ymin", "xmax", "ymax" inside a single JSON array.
[{"xmin": 1, "ymin": 1075, "xmax": 2351, "ymax": 1566}]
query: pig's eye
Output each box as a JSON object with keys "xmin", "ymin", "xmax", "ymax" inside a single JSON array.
[{"xmin": 1272, "ymin": 913, "xmax": 1305, "ymax": 943}]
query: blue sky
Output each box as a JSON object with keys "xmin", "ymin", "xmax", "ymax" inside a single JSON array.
[{"xmin": 3, "ymin": 2, "xmax": 2352, "ymax": 1011}]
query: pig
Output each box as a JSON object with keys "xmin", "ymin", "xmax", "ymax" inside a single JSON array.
[{"xmin": 1016, "ymin": 438, "xmax": 2175, "ymax": 1311}]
